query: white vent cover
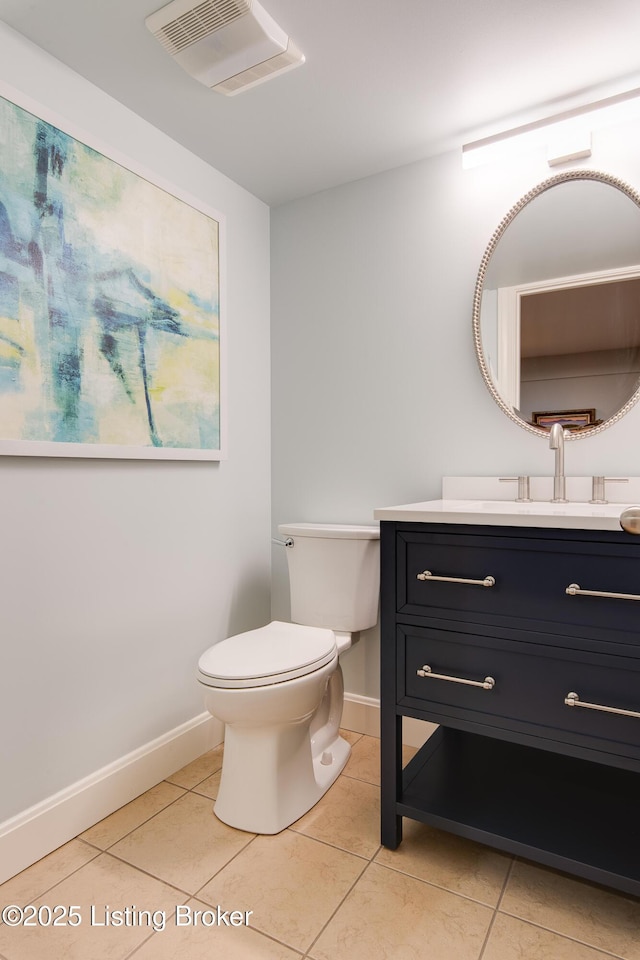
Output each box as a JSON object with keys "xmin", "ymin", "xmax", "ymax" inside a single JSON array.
[{"xmin": 145, "ymin": 0, "xmax": 305, "ymax": 95}]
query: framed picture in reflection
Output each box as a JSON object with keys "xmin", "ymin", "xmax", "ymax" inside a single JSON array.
[{"xmin": 532, "ymin": 409, "xmax": 597, "ymax": 431}]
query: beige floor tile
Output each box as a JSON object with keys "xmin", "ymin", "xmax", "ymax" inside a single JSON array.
[
  {"xmin": 0, "ymin": 853, "xmax": 183, "ymax": 960},
  {"xmin": 342, "ymin": 735, "xmax": 416, "ymax": 786},
  {"xmin": 109, "ymin": 792, "xmax": 254, "ymax": 894},
  {"xmin": 80, "ymin": 782, "xmax": 186, "ymax": 849},
  {"xmin": 130, "ymin": 897, "xmax": 301, "ymax": 959},
  {"xmin": 500, "ymin": 860, "xmax": 640, "ymax": 960},
  {"xmin": 291, "ymin": 775, "xmax": 380, "ymax": 858},
  {"xmin": 339, "ymin": 728, "xmax": 364, "ymax": 746},
  {"xmin": 375, "ymin": 818, "xmax": 511, "ymax": 906},
  {"xmin": 309, "ymin": 861, "xmax": 492, "ymax": 960},
  {"xmin": 483, "ymin": 913, "xmax": 617, "ymax": 960},
  {"xmin": 0, "ymin": 839, "xmax": 98, "ymax": 908},
  {"xmin": 198, "ymin": 829, "xmax": 366, "ymax": 952},
  {"xmin": 165, "ymin": 744, "xmax": 224, "ymax": 789},
  {"xmin": 191, "ymin": 768, "xmax": 222, "ymax": 800}
]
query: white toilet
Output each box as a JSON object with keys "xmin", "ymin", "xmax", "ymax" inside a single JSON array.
[{"xmin": 197, "ymin": 522, "xmax": 380, "ymax": 834}]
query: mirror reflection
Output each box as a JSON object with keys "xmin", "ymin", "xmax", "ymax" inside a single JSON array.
[{"xmin": 475, "ymin": 172, "xmax": 640, "ymax": 438}]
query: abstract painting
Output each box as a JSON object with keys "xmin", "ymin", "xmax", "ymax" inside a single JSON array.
[{"xmin": 0, "ymin": 89, "xmax": 223, "ymax": 460}]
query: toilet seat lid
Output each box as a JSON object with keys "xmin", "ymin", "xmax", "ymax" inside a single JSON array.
[{"xmin": 197, "ymin": 621, "xmax": 337, "ymax": 688}]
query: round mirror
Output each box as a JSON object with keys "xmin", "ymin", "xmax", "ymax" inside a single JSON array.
[{"xmin": 473, "ymin": 170, "xmax": 640, "ymax": 438}]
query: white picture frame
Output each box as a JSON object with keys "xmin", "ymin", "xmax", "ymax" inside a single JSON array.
[{"xmin": 0, "ymin": 81, "xmax": 226, "ymax": 461}]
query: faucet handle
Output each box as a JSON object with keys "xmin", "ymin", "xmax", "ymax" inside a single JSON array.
[
  {"xmin": 499, "ymin": 476, "xmax": 532, "ymax": 502},
  {"xmin": 590, "ymin": 476, "xmax": 629, "ymax": 505}
]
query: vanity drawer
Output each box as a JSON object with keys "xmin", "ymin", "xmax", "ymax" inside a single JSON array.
[
  {"xmin": 398, "ymin": 529, "xmax": 640, "ymax": 641},
  {"xmin": 399, "ymin": 623, "xmax": 640, "ymax": 763}
]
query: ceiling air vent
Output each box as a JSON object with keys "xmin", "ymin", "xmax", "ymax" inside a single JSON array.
[
  {"xmin": 145, "ymin": 0, "xmax": 305, "ymax": 95},
  {"xmin": 151, "ymin": 0, "xmax": 252, "ymax": 55}
]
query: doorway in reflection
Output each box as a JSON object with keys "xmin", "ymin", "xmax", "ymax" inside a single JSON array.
[{"xmin": 520, "ymin": 275, "xmax": 640, "ymax": 425}]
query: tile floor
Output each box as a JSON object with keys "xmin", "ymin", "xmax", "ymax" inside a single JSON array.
[{"xmin": 1, "ymin": 732, "xmax": 639, "ymax": 960}]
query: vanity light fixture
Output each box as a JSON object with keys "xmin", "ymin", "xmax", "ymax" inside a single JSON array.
[{"xmin": 462, "ymin": 86, "xmax": 640, "ymax": 169}]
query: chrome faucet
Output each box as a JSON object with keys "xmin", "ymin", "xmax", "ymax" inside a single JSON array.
[{"xmin": 549, "ymin": 422, "xmax": 568, "ymax": 503}]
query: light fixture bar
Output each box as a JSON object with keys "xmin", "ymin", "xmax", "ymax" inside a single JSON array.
[{"xmin": 463, "ymin": 85, "xmax": 640, "ymax": 169}]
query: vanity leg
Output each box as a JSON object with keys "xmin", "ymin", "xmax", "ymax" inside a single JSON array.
[
  {"xmin": 379, "ymin": 520, "xmax": 403, "ymax": 848},
  {"xmin": 380, "ymin": 811, "xmax": 402, "ymax": 850},
  {"xmin": 380, "ymin": 712, "xmax": 403, "ymax": 848}
]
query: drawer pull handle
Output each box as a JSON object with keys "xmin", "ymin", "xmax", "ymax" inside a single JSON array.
[
  {"xmin": 416, "ymin": 664, "xmax": 495, "ymax": 690},
  {"xmin": 565, "ymin": 691, "xmax": 640, "ymax": 720},
  {"xmin": 417, "ymin": 570, "xmax": 496, "ymax": 588},
  {"xmin": 566, "ymin": 583, "xmax": 640, "ymax": 602}
]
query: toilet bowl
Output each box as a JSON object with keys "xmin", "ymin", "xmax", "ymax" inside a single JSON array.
[
  {"xmin": 197, "ymin": 522, "xmax": 380, "ymax": 834},
  {"xmin": 198, "ymin": 621, "xmax": 352, "ymax": 833}
]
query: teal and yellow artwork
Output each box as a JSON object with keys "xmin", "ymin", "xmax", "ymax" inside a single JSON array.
[{"xmin": 0, "ymin": 92, "xmax": 222, "ymax": 459}]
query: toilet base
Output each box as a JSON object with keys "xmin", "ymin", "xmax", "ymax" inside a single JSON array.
[
  {"xmin": 202, "ymin": 657, "xmax": 351, "ymax": 834},
  {"xmin": 311, "ymin": 732, "xmax": 351, "ymax": 795},
  {"xmin": 214, "ymin": 728, "xmax": 350, "ymax": 834}
]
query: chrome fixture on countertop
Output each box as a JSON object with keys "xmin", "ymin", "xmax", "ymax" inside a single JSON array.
[
  {"xmin": 590, "ymin": 476, "xmax": 629, "ymax": 504},
  {"xmin": 499, "ymin": 476, "xmax": 532, "ymax": 502},
  {"xmin": 549, "ymin": 423, "xmax": 568, "ymax": 503}
]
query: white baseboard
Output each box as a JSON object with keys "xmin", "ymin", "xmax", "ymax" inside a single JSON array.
[
  {"xmin": 0, "ymin": 712, "xmax": 223, "ymax": 885},
  {"xmin": 341, "ymin": 693, "xmax": 381, "ymax": 738},
  {"xmin": 1, "ymin": 696, "xmax": 432, "ymax": 886},
  {"xmin": 342, "ymin": 693, "xmax": 437, "ymax": 748}
]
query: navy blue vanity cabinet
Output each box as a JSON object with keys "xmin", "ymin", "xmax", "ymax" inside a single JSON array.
[{"xmin": 380, "ymin": 521, "xmax": 640, "ymax": 898}]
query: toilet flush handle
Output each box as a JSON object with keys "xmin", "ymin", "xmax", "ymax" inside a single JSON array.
[{"xmin": 271, "ymin": 536, "xmax": 294, "ymax": 547}]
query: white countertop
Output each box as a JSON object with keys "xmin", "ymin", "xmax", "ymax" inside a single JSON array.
[{"xmin": 373, "ymin": 498, "xmax": 638, "ymax": 531}]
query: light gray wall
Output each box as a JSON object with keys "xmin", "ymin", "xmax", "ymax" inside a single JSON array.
[
  {"xmin": 0, "ymin": 24, "xmax": 271, "ymax": 821},
  {"xmin": 271, "ymin": 121, "xmax": 640, "ymax": 699}
]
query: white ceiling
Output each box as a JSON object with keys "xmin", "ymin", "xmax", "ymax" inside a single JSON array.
[{"xmin": 1, "ymin": 0, "xmax": 640, "ymax": 206}]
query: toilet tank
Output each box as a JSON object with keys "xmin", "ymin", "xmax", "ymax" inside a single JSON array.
[{"xmin": 278, "ymin": 523, "xmax": 380, "ymax": 633}]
